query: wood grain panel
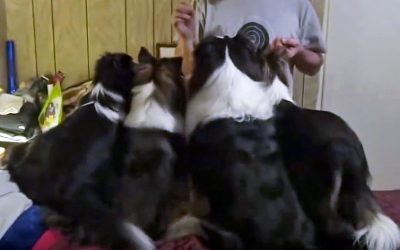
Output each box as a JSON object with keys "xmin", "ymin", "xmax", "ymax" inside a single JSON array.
[
  {"xmin": 154, "ymin": 0, "xmax": 172, "ymax": 49},
  {"xmin": 126, "ymin": 0, "xmax": 154, "ymax": 58},
  {"xmin": 293, "ymin": 69, "xmax": 305, "ymax": 105},
  {"xmin": 33, "ymin": 0, "xmax": 56, "ymax": 76},
  {"xmin": 0, "ymin": 0, "xmax": 7, "ymax": 87},
  {"xmin": 5, "ymin": 0, "xmax": 37, "ymax": 82},
  {"xmin": 3, "ymin": 0, "xmax": 184, "ymax": 87},
  {"xmin": 52, "ymin": 0, "xmax": 89, "ymax": 88},
  {"xmin": 87, "ymin": 0, "xmax": 126, "ymax": 78}
]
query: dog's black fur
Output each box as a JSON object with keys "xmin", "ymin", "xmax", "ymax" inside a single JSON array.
[
  {"xmin": 274, "ymin": 100, "xmax": 389, "ymax": 250},
  {"xmin": 186, "ymin": 35, "xmax": 316, "ymax": 250},
  {"xmin": 7, "ymin": 53, "xmax": 145, "ymax": 249},
  {"xmin": 115, "ymin": 48, "xmax": 189, "ymax": 240}
]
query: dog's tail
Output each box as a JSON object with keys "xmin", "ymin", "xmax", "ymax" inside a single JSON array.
[
  {"xmin": 124, "ymin": 222, "xmax": 155, "ymax": 250},
  {"xmin": 343, "ymin": 182, "xmax": 400, "ymax": 250},
  {"xmin": 354, "ymin": 212, "xmax": 400, "ymax": 250},
  {"xmin": 340, "ymin": 182, "xmax": 400, "ymax": 250},
  {"xmin": 331, "ymin": 139, "xmax": 400, "ymax": 250}
]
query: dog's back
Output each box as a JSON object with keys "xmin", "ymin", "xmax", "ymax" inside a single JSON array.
[
  {"xmin": 6, "ymin": 53, "xmax": 158, "ymax": 250},
  {"xmin": 116, "ymin": 48, "xmax": 188, "ymax": 240},
  {"xmin": 188, "ymin": 117, "xmax": 316, "ymax": 250},
  {"xmin": 8, "ymin": 105, "xmax": 118, "ymax": 206},
  {"xmin": 275, "ymin": 100, "xmax": 400, "ymax": 250},
  {"xmin": 117, "ymin": 129, "xmax": 188, "ymax": 238}
]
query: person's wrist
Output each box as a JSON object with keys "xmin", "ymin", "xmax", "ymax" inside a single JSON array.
[
  {"xmin": 292, "ymin": 45, "xmax": 305, "ymax": 62},
  {"xmin": 182, "ymin": 37, "xmax": 195, "ymax": 49}
]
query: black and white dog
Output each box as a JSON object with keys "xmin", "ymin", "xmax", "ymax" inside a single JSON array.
[
  {"xmin": 274, "ymin": 94, "xmax": 400, "ymax": 249},
  {"xmin": 185, "ymin": 34, "xmax": 399, "ymax": 250},
  {"xmin": 185, "ymin": 35, "xmax": 316, "ymax": 250},
  {"xmin": 6, "ymin": 53, "xmax": 154, "ymax": 250},
  {"xmin": 116, "ymin": 48, "xmax": 188, "ymax": 240}
]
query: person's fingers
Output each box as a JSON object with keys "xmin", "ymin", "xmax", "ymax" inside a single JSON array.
[
  {"xmin": 174, "ymin": 17, "xmax": 181, "ymax": 26},
  {"xmin": 271, "ymin": 38, "xmax": 283, "ymax": 50},
  {"xmin": 175, "ymin": 22, "xmax": 186, "ymax": 31},
  {"xmin": 281, "ymin": 38, "xmax": 300, "ymax": 47},
  {"xmin": 174, "ymin": 19, "xmax": 187, "ymax": 29},
  {"xmin": 174, "ymin": 16, "xmax": 189, "ymax": 24},
  {"xmin": 176, "ymin": 8, "xmax": 194, "ymax": 17},
  {"xmin": 174, "ymin": 18, "xmax": 181, "ymax": 28},
  {"xmin": 176, "ymin": 3, "xmax": 194, "ymax": 16},
  {"xmin": 175, "ymin": 13, "xmax": 193, "ymax": 22},
  {"xmin": 283, "ymin": 47, "xmax": 298, "ymax": 59},
  {"xmin": 174, "ymin": 21, "xmax": 192, "ymax": 38}
]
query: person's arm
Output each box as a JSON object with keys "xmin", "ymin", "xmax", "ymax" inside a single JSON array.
[
  {"xmin": 271, "ymin": 38, "xmax": 323, "ymax": 76},
  {"xmin": 176, "ymin": 38, "xmax": 195, "ymax": 77},
  {"xmin": 295, "ymin": 1, "xmax": 326, "ymax": 75},
  {"xmin": 174, "ymin": 2, "xmax": 197, "ymax": 77},
  {"xmin": 271, "ymin": 1, "xmax": 326, "ymax": 76},
  {"xmin": 292, "ymin": 47, "xmax": 323, "ymax": 76},
  {"xmin": 281, "ymin": 38, "xmax": 323, "ymax": 76}
]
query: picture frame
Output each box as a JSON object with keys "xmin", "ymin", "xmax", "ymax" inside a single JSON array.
[{"xmin": 156, "ymin": 43, "xmax": 177, "ymax": 58}]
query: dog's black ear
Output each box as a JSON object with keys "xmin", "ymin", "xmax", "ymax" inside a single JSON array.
[
  {"xmin": 133, "ymin": 63, "xmax": 153, "ymax": 84},
  {"xmin": 113, "ymin": 53, "xmax": 134, "ymax": 70},
  {"xmin": 167, "ymin": 57, "xmax": 183, "ymax": 73},
  {"xmin": 138, "ymin": 47, "xmax": 156, "ymax": 64},
  {"xmin": 264, "ymin": 47, "xmax": 293, "ymax": 87},
  {"xmin": 258, "ymin": 41, "xmax": 271, "ymax": 60}
]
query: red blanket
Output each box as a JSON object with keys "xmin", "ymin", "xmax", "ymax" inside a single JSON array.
[
  {"xmin": 375, "ymin": 190, "xmax": 400, "ymax": 224},
  {"xmin": 33, "ymin": 191, "xmax": 399, "ymax": 250},
  {"xmin": 32, "ymin": 230, "xmax": 208, "ymax": 250},
  {"xmin": 157, "ymin": 236, "xmax": 209, "ymax": 250}
]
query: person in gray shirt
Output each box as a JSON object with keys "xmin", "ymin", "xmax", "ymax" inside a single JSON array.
[{"xmin": 175, "ymin": 0, "xmax": 326, "ymax": 77}]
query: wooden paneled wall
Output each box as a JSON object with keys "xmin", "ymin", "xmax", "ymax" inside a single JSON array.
[
  {"xmin": 4, "ymin": 0, "xmax": 189, "ymax": 88},
  {"xmin": 3, "ymin": 0, "xmax": 326, "ymax": 106},
  {"xmin": 0, "ymin": 0, "xmax": 6, "ymax": 88}
]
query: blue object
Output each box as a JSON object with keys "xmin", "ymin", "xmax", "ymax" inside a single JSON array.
[
  {"xmin": 0, "ymin": 206, "xmax": 47, "ymax": 250},
  {"xmin": 6, "ymin": 40, "xmax": 18, "ymax": 94}
]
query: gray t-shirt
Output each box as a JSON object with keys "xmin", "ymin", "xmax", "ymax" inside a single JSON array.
[{"xmin": 194, "ymin": 0, "xmax": 326, "ymax": 53}]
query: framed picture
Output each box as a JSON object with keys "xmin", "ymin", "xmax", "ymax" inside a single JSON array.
[{"xmin": 156, "ymin": 43, "xmax": 177, "ymax": 58}]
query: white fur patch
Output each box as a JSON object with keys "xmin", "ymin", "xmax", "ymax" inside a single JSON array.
[
  {"xmin": 91, "ymin": 83, "xmax": 124, "ymax": 103},
  {"xmin": 330, "ymin": 171, "xmax": 342, "ymax": 210},
  {"xmin": 165, "ymin": 215, "xmax": 205, "ymax": 241},
  {"xmin": 94, "ymin": 103, "xmax": 121, "ymax": 123},
  {"xmin": 355, "ymin": 213, "xmax": 400, "ymax": 250},
  {"xmin": 91, "ymin": 83, "xmax": 123, "ymax": 122},
  {"xmin": 185, "ymin": 49, "xmax": 293, "ymax": 135},
  {"xmin": 124, "ymin": 81, "xmax": 183, "ymax": 133},
  {"xmin": 124, "ymin": 223, "xmax": 155, "ymax": 250}
]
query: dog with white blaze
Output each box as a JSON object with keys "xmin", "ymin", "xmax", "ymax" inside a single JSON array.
[
  {"xmin": 6, "ymin": 53, "xmax": 155, "ymax": 250},
  {"xmin": 117, "ymin": 48, "xmax": 188, "ymax": 241},
  {"xmin": 184, "ymin": 34, "xmax": 315, "ymax": 250},
  {"xmin": 183, "ymin": 34, "xmax": 400, "ymax": 250}
]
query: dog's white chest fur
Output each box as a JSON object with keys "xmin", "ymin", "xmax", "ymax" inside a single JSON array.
[
  {"xmin": 186, "ymin": 51, "xmax": 293, "ymax": 135},
  {"xmin": 125, "ymin": 81, "xmax": 183, "ymax": 133}
]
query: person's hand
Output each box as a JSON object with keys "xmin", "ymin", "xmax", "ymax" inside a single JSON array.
[
  {"xmin": 271, "ymin": 38, "xmax": 304, "ymax": 60},
  {"xmin": 174, "ymin": 2, "xmax": 196, "ymax": 42}
]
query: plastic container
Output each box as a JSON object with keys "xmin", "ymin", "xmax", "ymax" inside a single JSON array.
[{"xmin": 6, "ymin": 40, "xmax": 18, "ymax": 94}]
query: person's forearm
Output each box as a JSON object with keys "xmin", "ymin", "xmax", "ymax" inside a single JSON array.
[
  {"xmin": 292, "ymin": 49, "xmax": 324, "ymax": 76},
  {"xmin": 176, "ymin": 38, "xmax": 195, "ymax": 77}
]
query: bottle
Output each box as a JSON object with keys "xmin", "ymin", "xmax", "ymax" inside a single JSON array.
[{"xmin": 6, "ymin": 40, "xmax": 18, "ymax": 94}]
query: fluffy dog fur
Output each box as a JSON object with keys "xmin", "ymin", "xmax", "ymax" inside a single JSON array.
[
  {"xmin": 7, "ymin": 53, "xmax": 154, "ymax": 250},
  {"xmin": 185, "ymin": 35, "xmax": 316, "ymax": 250},
  {"xmin": 274, "ymin": 100, "xmax": 400, "ymax": 250},
  {"xmin": 116, "ymin": 48, "xmax": 188, "ymax": 240}
]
